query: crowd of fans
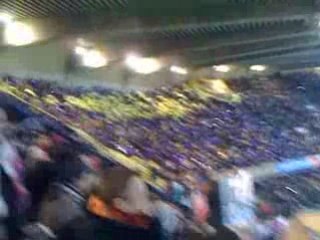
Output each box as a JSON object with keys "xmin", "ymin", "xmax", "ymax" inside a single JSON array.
[
  {"xmin": 0, "ymin": 71, "xmax": 320, "ymax": 239},
  {"xmin": 0, "ymin": 103, "xmax": 239, "ymax": 240},
  {"xmin": 2, "ymin": 72, "xmax": 320, "ymax": 173},
  {"xmin": 249, "ymin": 170, "xmax": 320, "ymax": 240},
  {"xmin": 255, "ymin": 171, "xmax": 320, "ymax": 218}
]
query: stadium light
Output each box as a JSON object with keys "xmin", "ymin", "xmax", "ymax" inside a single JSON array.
[
  {"xmin": 74, "ymin": 46, "xmax": 108, "ymax": 68},
  {"xmin": 125, "ymin": 54, "xmax": 162, "ymax": 74},
  {"xmin": 170, "ymin": 65, "xmax": 188, "ymax": 75},
  {"xmin": 4, "ymin": 21, "xmax": 36, "ymax": 46},
  {"xmin": 81, "ymin": 49, "xmax": 108, "ymax": 68},
  {"xmin": 74, "ymin": 46, "xmax": 88, "ymax": 55},
  {"xmin": 0, "ymin": 13, "xmax": 13, "ymax": 25},
  {"xmin": 213, "ymin": 65, "xmax": 231, "ymax": 73},
  {"xmin": 250, "ymin": 65, "xmax": 266, "ymax": 72}
]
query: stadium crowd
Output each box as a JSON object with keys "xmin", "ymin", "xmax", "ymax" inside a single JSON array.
[
  {"xmin": 0, "ymin": 71, "xmax": 319, "ymax": 239},
  {"xmin": 0, "ymin": 102, "xmax": 239, "ymax": 240},
  {"xmin": 3, "ymin": 72, "xmax": 320, "ymax": 172}
]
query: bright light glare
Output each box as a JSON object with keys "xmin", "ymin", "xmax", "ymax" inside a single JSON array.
[
  {"xmin": 125, "ymin": 55, "xmax": 161, "ymax": 74},
  {"xmin": 213, "ymin": 65, "xmax": 230, "ymax": 73},
  {"xmin": 250, "ymin": 65, "xmax": 266, "ymax": 72},
  {"xmin": 0, "ymin": 13, "xmax": 13, "ymax": 25},
  {"xmin": 170, "ymin": 65, "xmax": 188, "ymax": 75},
  {"xmin": 5, "ymin": 22, "xmax": 36, "ymax": 46},
  {"xmin": 74, "ymin": 46, "xmax": 88, "ymax": 55},
  {"xmin": 74, "ymin": 46, "xmax": 108, "ymax": 68},
  {"xmin": 82, "ymin": 50, "xmax": 108, "ymax": 68}
]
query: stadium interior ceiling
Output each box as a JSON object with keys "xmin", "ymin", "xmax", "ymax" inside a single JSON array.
[{"xmin": 1, "ymin": 0, "xmax": 320, "ymax": 89}]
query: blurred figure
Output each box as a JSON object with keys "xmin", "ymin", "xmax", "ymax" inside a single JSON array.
[
  {"xmin": 25, "ymin": 135, "xmax": 51, "ymax": 171},
  {"xmin": 0, "ymin": 171, "xmax": 8, "ymax": 240},
  {"xmin": 206, "ymin": 180, "xmax": 222, "ymax": 228},
  {"xmin": 191, "ymin": 177, "xmax": 210, "ymax": 225},
  {"xmin": 57, "ymin": 167, "xmax": 160, "ymax": 240},
  {"xmin": 80, "ymin": 154, "xmax": 102, "ymax": 174},
  {"xmin": 189, "ymin": 177, "xmax": 240, "ymax": 240},
  {"xmin": 25, "ymin": 136, "xmax": 56, "ymax": 222},
  {"xmin": 154, "ymin": 196, "xmax": 185, "ymax": 240},
  {"xmin": 208, "ymin": 179, "xmax": 240, "ymax": 240},
  {"xmin": 22, "ymin": 152, "xmax": 98, "ymax": 240},
  {"xmin": 25, "ymin": 163, "xmax": 56, "ymax": 222},
  {"xmin": 0, "ymin": 109, "xmax": 14, "ymax": 136},
  {"xmin": 0, "ymin": 134, "xmax": 29, "ymax": 240},
  {"xmin": 170, "ymin": 178, "xmax": 186, "ymax": 205},
  {"xmin": 38, "ymin": 162, "xmax": 95, "ymax": 233}
]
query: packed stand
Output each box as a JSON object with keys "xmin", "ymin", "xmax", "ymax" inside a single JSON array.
[
  {"xmin": 250, "ymin": 170, "xmax": 320, "ymax": 240},
  {"xmin": 0, "ymin": 105, "xmax": 240, "ymax": 240},
  {"xmin": 0, "ymin": 72, "xmax": 319, "ymax": 239},
  {"xmin": 255, "ymin": 171, "xmax": 320, "ymax": 217},
  {"xmin": 1, "ymin": 73, "xmax": 320, "ymax": 172}
]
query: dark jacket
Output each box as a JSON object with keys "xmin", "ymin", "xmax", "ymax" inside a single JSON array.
[
  {"xmin": 25, "ymin": 161, "xmax": 58, "ymax": 221},
  {"xmin": 57, "ymin": 211, "xmax": 161, "ymax": 240},
  {"xmin": 207, "ymin": 185, "xmax": 222, "ymax": 228},
  {"xmin": 39, "ymin": 183, "xmax": 86, "ymax": 233},
  {"xmin": 1, "ymin": 167, "xmax": 22, "ymax": 240}
]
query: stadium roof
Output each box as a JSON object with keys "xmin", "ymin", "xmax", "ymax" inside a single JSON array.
[{"xmin": 1, "ymin": 0, "xmax": 320, "ymax": 71}]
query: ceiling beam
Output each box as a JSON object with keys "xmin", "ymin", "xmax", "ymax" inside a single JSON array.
[
  {"xmin": 175, "ymin": 30, "xmax": 319, "ymax": 54},
  {"xmin": 186, "ymin": 34, "xmax": 319, "ymax": 61},
  {"xmin": 99, "ymin": 13, "xmax": 315, "ymax": 38},
  {"xmin": 239, "ymin": 48, "xmax": 320, "ymax": 65},
  {"xmin": 194, "ymin": 40, "xmax": 320, "ymax": 66}
]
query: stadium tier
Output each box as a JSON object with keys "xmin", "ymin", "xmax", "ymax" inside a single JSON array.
[{"xmin": 0, "ymin": 73, "xmax": 319, "ymax": 176}]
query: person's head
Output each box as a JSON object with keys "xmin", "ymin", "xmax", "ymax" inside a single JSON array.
[
  {"xmin": 256, "ymin": 201, "xmax": 275, "ymax": 220},
  {"xmin": 93, "ymin": 167, "xmax": 134, "ymax": 203},
  {"xmin": 49, "ymin": 144, "xmax": 74, "ymax": 163},
  {"xmin": 35, "ymin": 134, "xmax": 53, "ymax": 151},
  {"xmin": 200, "ymin": 178, "xmax": 220, "ymax": 197},
  {"xmin": 93, "ymin": 167, "xmax": 153, "ymax": 215},
  {"xmin": 76, "ymin": 173, "xmax": 99, "ymax": 196},
  {"xmin": 27, "ymin": 145, "xmax": 50, "ymax": 164},
  {"xmin": 80, "ymin": 154, "xmax": 102, "ymax": 173},
  {"xmin": 197, "ymin": 175, "xmax": 213, "ymax": 194}
]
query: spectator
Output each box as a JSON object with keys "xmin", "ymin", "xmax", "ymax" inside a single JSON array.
[
  {"xmin": 38, "ymin": 162, "xmax": 96, "ymax": 233},
  {"xmin": 0, "ymin": 134, "xmax": 29, "ymax": 240},
  {"xmin": 154, "ymin": 197, "xmax": 185, "ymax": 240},
  {"xmin": 57, "ymin": 167, "xmax": 160, "ymax": 240}
]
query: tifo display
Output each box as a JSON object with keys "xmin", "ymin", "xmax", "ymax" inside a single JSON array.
[
  {"xmin": 0, "ymin": 72, "xmax": 320, "ymax": 240},
  {"xmin": 1, "ymin": 73, "xmax": 320, "ymax": 176}
]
